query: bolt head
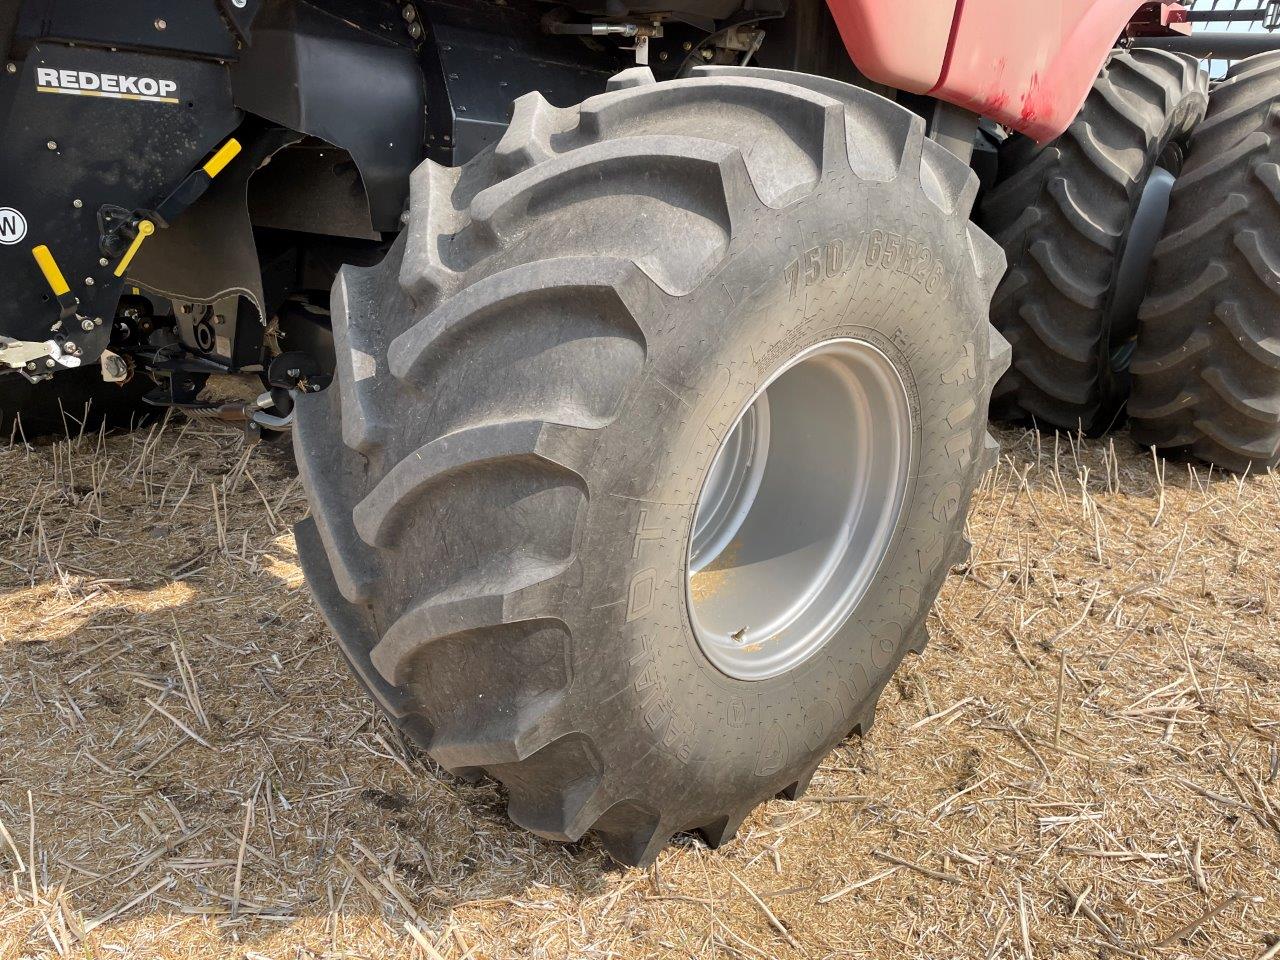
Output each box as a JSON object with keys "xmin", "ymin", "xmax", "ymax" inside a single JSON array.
[
  {"xmin": 46, "ymin": 140, "xmax": 57, "ymax": 151},
  {"xmin": 63, "ymin": 341, "xmax": 77, "ymax": 354},
  {"xmin": 25, "ymin": 361, "xmax": 36, "ymax": 371},
  {"xmin": 5, "ymin": 62, "xmax": 16, "ymax": 74},
  {"xmin": 408, "ymin": 21, "xmax": 423, "ymax": 38},
  {"xmin": 80, "ymin": 318, "xmax": 95, "ymax": 331},
  {"xmin": 232, "ymin": 0, "xmax": 247, "ymax": 7},
  {"xmin": 45, "ymin": 358, "xmax": 55, "ymax": 368},
  {"xmin": 99, "ymin": 258, "xmax": 109, "ymax": 267},
  {"xmin": 84, "ymin": 277, "xmax": 95, "ymax": 286},
  {"xmin": 72, "ymin": 199, "xmax": 83, "ymax": 209},
  {"xmin": 154, "ymin": 18, "xmax": 167, "ymax": 29}
]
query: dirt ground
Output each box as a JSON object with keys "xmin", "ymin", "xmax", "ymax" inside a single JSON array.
[{"xmin": 0, "ymin": 410, "xmax": 1277, "ymax": 960}]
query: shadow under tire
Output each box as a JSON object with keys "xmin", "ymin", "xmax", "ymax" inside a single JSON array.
[
  {"xmin": 1129, "ymin": 53, "xmax": 1280, "ymax": 472},
  {"xmin": 0, "ymin": 366, "xmax": 156, "ymax": 441},
  {"xmin": 292, "ymin": 67, "xmax": 1008, "ymax": 866},
  {"xmin": 981, "ymin": 49, "xmax": 1207, "ymax": 434}
]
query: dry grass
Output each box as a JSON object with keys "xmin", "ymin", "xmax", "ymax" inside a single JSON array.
[{"xmin": 1, "ymin": 409, "xmax": 1278, "ymax": 959}]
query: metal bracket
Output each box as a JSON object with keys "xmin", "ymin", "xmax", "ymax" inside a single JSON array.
[
  {"xmin": 100, "ymin": 349, "xmax": 131, "ymax": 383},
  {"xmin": 0, "ymin": 336, "xmax": 82, "ymax": 378},
  {"xmin": 928, "ymin": 101, "xmax": 979, "ymax": 165},
  {"xmin": 1131, "ymin": 30, "xmax": 1280, "ymax": 57}
]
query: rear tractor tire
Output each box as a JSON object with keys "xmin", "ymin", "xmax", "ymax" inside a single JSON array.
[
  {"xmin": 1129, "ymin": 52, "xmax": 1280, "ymax": 472},
  {"xmin": 981, "ymin": 49, "xmax": 1207, "ymax": 433},
  {"xmin": 293, "ymin": 67, "xmax": 1009, "ymax": 865}
]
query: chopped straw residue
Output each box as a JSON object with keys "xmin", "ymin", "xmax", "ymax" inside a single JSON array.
[
  {"xmin": 1, "ymin": 411, "xmax": 1278, "ymax": 958},
  {"xmin": 688, "ymin": 539, "xmax": 741, "ymax": 606}
]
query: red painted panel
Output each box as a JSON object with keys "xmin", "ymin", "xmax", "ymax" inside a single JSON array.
[
  {"xmin": 934, "ymin": 0, "xmax": 1146, "ymax": 141},
  {"xmin": 825, "ymin": 0, "xmax": 959, "ymax": 95},
  {"xmin": 827, "ymin": 0, "xmax": 1148, "ymax": 142}
]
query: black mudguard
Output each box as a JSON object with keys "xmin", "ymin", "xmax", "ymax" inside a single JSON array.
[{"xmin": 232, "ymin": 0, "xmax": 424, "ymax": 234}]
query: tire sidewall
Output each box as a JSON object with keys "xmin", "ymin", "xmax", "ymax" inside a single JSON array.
[{"xmin": 563, "ymin": 172, "xmax": 990, "ymax": 816}]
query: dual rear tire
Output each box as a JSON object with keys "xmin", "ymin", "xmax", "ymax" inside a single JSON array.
[
  {"xmin": 1129, "ymin": 52, "xmax": 1280, "ymax": 472},
  {"xmin": 982, "ymin": 49, "xmax": 1208, "ymax": 434},
  {"xmin": 987, "ymin": 49, "xmax": 1280, "ymax": 473}
]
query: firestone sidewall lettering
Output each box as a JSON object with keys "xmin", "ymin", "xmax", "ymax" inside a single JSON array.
[{"xmin": 34, "ymin": 68, "xmax": 180, "ymax": 104}]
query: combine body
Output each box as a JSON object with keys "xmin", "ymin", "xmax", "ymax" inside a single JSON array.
[
  {"xmin": 0, "ymin": 0, "xmax": 1173, "ymax": 392},
  {"xmin": 833, "ymin": 0, "xmax": 1163, "ymax": 141}
]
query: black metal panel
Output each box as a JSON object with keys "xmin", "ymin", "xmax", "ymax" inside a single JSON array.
[
  {"xmin": 231, "ymin": 0, "xmax": 424, "ymax": 231},
  {"xmin": 418, "ymin": 0, "xmax": 619, "ymax": 165},
  {"xmin": 555, "ymin": 0, "xmax": 742, "ymax": 19},
  {"xmin": 14, "ymin": 0, "xmax": 251, "ymax": 60},
  {"xmin": 217, "ymin": 0, "xmax": 264, "ymax": 44},
  {"xmin": 1186, "ymin": 8, "xmax": 1268, "ymax": 20},
  {"xmin": 753, "ymin": 0, "xmax": 868, "ymax": 88},
  {"xmin": 1132, "ymin": 31, "xmax": 1280, "ymax": 56},
  {"xmin": 0, "ymin": 0, "xmax": 20, "ymax": 61},
  {"xmin": 0, "ymin": 41, "xmax": 240, "ymax": 348}
]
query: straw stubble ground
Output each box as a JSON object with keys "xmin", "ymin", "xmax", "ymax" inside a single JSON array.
[{"xmin": 0, "ymin": 412, "xmax": 1277, "ymax": 959}]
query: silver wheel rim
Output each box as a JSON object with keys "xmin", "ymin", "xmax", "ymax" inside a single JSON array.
[{"xmin": 686, "ymin": 339, "xmax": 914, "ymax": 681}]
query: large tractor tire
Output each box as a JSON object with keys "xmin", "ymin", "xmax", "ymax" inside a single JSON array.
[
  {"xmin": 293, "ymin": 67, "xmax": 1009, "ymax": 866},
  {"xmin": 1129, "ymin": 53, "xmax": 1280, "ymax": 472},
  {"xmin": 0, "ymin": 365, "xmax": 154, "ymax": 442},
  {"xmin": 981, "ymin": 49, "xmax": 1207, "ymax": 433}
]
